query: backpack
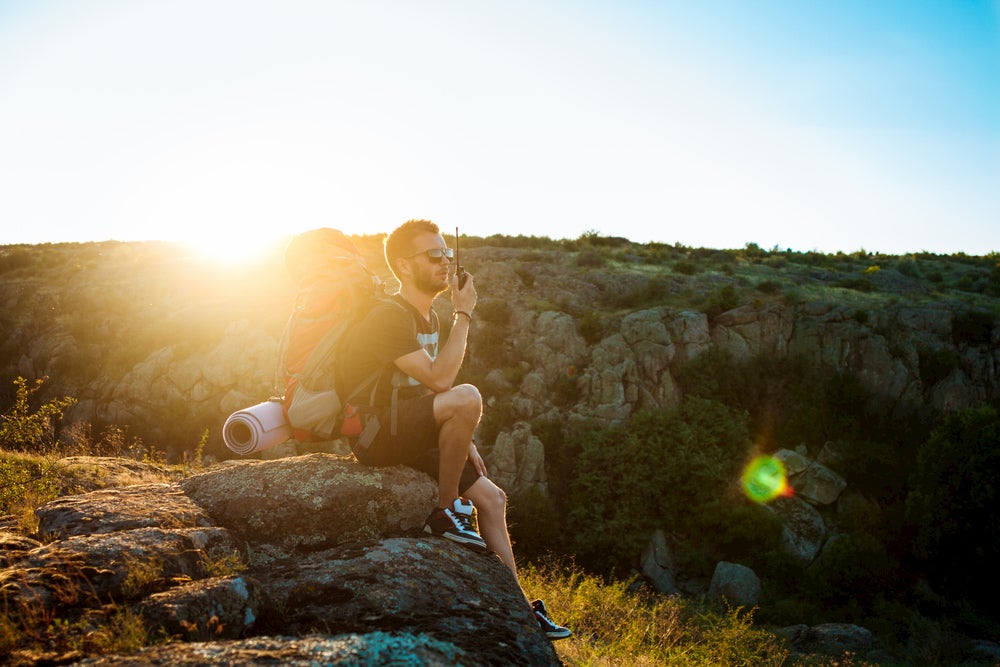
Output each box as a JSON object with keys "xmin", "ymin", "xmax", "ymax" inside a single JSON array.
[{"xmin": 277, "ymin": 228, "xmax": 387, "ymax": 442}]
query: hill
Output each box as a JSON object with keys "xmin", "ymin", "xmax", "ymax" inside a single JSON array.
[{"xmin": 1, "ymin": 234, "xmax": 999, "ymax": 664}]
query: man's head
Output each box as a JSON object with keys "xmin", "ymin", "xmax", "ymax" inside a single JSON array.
[{"xmin": 384, "ymin": 219, "xmax": 453, "ymax": 296}]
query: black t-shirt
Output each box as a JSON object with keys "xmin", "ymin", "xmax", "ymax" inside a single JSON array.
[{"xmin": 337, "ymin": 294, "xmax": 439, "ymax": 407}]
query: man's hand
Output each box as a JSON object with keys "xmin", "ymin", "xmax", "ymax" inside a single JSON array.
[
  {"xmin": 450, "ymin": 271, "xmax": 477, "ymax": 315},
  {"xmin": 468, "ymin": 441, "xmax": 487, "ymax": 477}
]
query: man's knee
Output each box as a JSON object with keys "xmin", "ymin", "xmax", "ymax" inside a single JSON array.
[
  {"xmin": 453, "ymin": 383, "xmax": 482, "ymax": 412},
  {"xmin": 435, "ymin": 383, "xmax": 482, "ymax": 421},
  {"xmin": 468, "ymin": 477, "xmax": 506, "ymax": 515}
]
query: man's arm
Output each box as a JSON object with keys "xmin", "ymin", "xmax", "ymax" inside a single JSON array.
[
  {"xmin": 393, "ymin": 313, "xmax": 470, "ymax": 393},
  {"xmin": 394, "ymin": 272, "xmax": 476, "ymax": 393}
]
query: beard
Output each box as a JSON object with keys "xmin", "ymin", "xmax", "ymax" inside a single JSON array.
[{"xmin": 414, "ymin": 264, "xmax": 450, "ymax": 297}]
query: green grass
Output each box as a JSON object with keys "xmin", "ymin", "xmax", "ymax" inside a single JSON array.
[{"xmin": 521, "ymin": 561, "xmax": 794, "ymax": 666}]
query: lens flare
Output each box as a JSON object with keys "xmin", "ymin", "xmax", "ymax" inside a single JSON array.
[{"xmin": 742, "ymin": 456, "xmax": 790, "ymax": 503}]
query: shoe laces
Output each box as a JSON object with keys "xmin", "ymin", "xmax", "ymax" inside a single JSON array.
[{"xmin": 449, "ymin": 507, "xmax": 476, "ymax": 533}]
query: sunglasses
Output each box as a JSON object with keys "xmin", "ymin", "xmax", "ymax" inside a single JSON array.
[{"xmin": 405, "ymin": 247, "xmax": 454, "ymax": 261}]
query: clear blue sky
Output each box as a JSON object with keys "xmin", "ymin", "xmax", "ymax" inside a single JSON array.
[{"xmin": 1, "ymin": 0, "xmax": 998, "ymax": 258}]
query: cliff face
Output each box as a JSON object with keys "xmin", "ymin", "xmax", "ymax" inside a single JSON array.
[{"xmin": 0, "ymin": 239, "xmax": 997, "ymax": 468}]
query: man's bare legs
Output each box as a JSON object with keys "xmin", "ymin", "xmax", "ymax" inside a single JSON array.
[
  {"xmin": 465, "ymin": 476, "xmax": 516, "ymax": 576},
  {"xmin": 432, "ymin": 385, "xmax": 517, "ymax": 576},
  {"xmin": 432, "ymin": 384, "xmax": 483, "ymax": 506}
]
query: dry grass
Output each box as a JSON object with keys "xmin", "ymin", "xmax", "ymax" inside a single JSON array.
[{"xmin": 521, "ymin": 561, "xmax": 789, "ymax": 666}]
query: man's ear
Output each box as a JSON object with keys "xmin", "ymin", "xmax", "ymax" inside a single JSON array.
[{"xmin": 394, "ymin": 256, "xmax": 412, "ymax": 279}]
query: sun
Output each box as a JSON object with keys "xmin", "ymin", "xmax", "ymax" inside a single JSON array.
[{"xmin": 180, "ymin": 230, "xmax": 286, "ymax": 265}]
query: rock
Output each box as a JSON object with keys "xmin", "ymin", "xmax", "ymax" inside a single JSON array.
[
  {"xmin": 774, "ymin": 448, "xmax": 847, "ymax": 506},
  {"xmin": 664, "ymin": 311, "xmax": 711, "ymax": 364},
  {"xmin": 489, "ymin": 422, "xmax": 547, "ymax": 496},
  {"xmin": 52, "ymin": 456, "xmax": 184, "ymax": 492},
  {"xmin": 774, "ymin": 448, "xmax": 810, "ymax": 476},
  {"xmin": 138, "ymin": 575, "xmax": 266, "ymax": 640},
  {"xmin": 0, "ymin": 526, "xmax": 235, "ymax": 612},
  {"xmin": 707, "ymin": 561, "xmax": 761, "ymax": 608},
  {"xmin": 1, "ymin": 455, "xmax": 560, "ymax": 665},
  {"xmin": 35, "ymin": 484, "xmax": 214, "ymax": 539},
  {"xmin": 640, "ymin": 529, "xmax": 678, "ymax": 595},
  {"xmin": 256, "ymin": 536, "xmax": 556, "ymax": 665},
  {"xmin": 790, "ymin": 623, "xmax": 876, "ymax": 657},
  {"xmin": 72, "ymin": 631, "xmax": 485, "ymax": 666},
  {"xmin": 770, "ymin": 496, "xmax": 826, "ymax": 564},
  {"xmin": 0, "ymin": 531, "xmax": 42, "ymax": 567},
  {"xmin": 179, "ymin": 453, "xmax": 437, "ymax": 554},
  {"xmin": 790, "ymin": 462, "xmax": 847, "ymax": 507},
  {"xmin": 970, "ymin": 639, "xmax": 1000, "ymax": 662}
]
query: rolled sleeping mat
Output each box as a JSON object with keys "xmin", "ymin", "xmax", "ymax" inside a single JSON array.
[{"xmin": 223, "ymin": 399, "xmax": 292, "ymax": 455}]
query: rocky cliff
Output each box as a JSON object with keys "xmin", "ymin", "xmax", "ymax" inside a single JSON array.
[
  {"xmin": 0, "ymin": 454, "xmax": 559, "ymax": 666},
  {"xmin": 3, "ymin": 240, "xmax": 995, "ymax": 479}
]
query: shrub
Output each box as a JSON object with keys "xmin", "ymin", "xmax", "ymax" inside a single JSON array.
[
  {"xmin": 906, "ymin": 406, "xmax": 1000, "ymax": 612},
  {"xmin": 673, "ymin": 260, "xmax": 699, "ymax": 275},
  {"xmin": 917, "ymin": 346, "xmax": 961, "ymax": 386},
  {"xmin": 702, "ymin": 284, "xmax": 740, "ymax": 318},
  {"xmin": 808, "ymin": 533, "xmax": 900, "ymax": 611},
  {"xmin": 833, "ymin": 277, "xmax": 876, "ymax": 292},
  {"xmin": 755, "ymin": 280, "xmax": 781, "ymax": 294},
  {"xmin": 951, "ymin": 309, "xmax": 994, "ymax": 346},
  {"xmin": 577, "ymin": 310, "xmax": 603, "ymax": 345},
  {"xmin": 575, "ymin": 250, "xmax": 606, "ymax": 268},
  {"xmin": 566, "ymin": 398, "xmax": 750, "ymax": 572},
  {"xmin": 0, "ymin": 454, "xmax": 61, "ymax": 530},
  {"xmin": 0, "ymin": 377, "xmax": 76, "ymax": 453}
]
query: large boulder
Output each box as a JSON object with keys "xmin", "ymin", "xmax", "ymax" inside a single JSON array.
[
  {"xmin": 0, "ymin": 526, "xmax": 236, "ymax": 611},
  {"xmin": 256, "ymin": 537, "xmax": 554, "ymax": 665},
  {"xmin": 0, "ymin": 455, "xmax": 560, "ymax": 666},
  {"xmin": 35, "ymin": 484, "xmax": 214, "ymax": 539},
  {"xmin": 73, "ymin": 631, "xmax": 492, "ymax": 666},
  {"xmin": 707, "ymin": 561, "xmax": 761, "ymax": 609},
  {"xmin": 179, "ymin": 453, "xmax": 437, "ymax": 554},
  {"xmin": 770, "ymin": 496, "xmax": 827, "ymax": 564}
]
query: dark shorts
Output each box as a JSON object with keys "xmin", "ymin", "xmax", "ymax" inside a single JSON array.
[{"xmin": 351, "ymin": 393, "xmax": 480, "ymax": 495}]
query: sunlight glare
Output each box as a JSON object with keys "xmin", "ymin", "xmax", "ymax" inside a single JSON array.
[
  {"xmin": 742, "ymin": 455, "xmax": 792, "ymax": 503},
  {"xmin": 180, "ymin": 230, "xmax": 283, "ymax": 265}
]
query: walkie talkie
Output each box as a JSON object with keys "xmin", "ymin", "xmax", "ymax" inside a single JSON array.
[{"xmin": 455, "ymin": 227, "xmax": 468, "ymax": 289}]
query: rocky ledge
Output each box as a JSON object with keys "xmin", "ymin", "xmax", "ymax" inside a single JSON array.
[{"xmin": 0, "ymin": 454, "xmax": 559, "ymax": 666}]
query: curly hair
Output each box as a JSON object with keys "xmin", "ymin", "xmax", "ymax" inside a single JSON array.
[{"xmin": 384, "ymin": 219, "xmax": 440, "ymax": 280}]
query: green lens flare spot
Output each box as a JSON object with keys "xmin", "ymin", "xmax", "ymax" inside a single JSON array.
[{"xmin": 742, "ymin": 456, "xmax": 789, "ymax": 503}]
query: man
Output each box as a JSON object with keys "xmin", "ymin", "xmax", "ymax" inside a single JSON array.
[{"xmin": 337, "ymin": 219, "xmax": 570, "ymax": 640}]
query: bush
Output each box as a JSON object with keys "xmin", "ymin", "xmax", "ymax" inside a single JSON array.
[
  {"xmin": 566, "ymin": 398, "xmax": 751, "ymax": 572},
  {"xmin": 577, "ymin": 310, "xmax": 603, "ymax": 345},
  {"xmin": 702, "ymin": 284, "xmax": 740, "ymax": 318},
  {"xmin": 917, "ymin": 346, "xmax": 961, "ymax": 386},
  {"xmin": 906, "ymin": 406, "xmax": 1000, "ymax": 612},
  {"xmin": 808, "ymin": 533, "xmax": 900, "ymax": 611},
  {"xmin": 833, "ymin": 277, "xmax": 876, "ymax": 292},
  {"xmin": 673, "ymin": 260, "xmax": 699, "ymax": 275},
  {"xmin": 0, "ymin": 377, "xmax": 76, "ymax": 453},
  {"xmin": 755, "ymin": 280, "xmax": 781, "ymax": 294},
  {"xmin": 951, "ymin": 309, "xmax": 994, "ymax": 346}
]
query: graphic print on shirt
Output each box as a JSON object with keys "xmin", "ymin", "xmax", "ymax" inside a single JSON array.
[{"xmin": 392, "ymin": 330, "xmax": 439, "ymax": 389}]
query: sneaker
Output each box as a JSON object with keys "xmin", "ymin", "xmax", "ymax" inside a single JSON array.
[
  {"xmin": 531, "ymin": 599, "xmax": 572, "ymax": 640},
  {"xmin": 423, "ymin": 498, "xmax": 488, "ymax": 551}
]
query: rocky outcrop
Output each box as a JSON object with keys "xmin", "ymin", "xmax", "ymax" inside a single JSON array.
[
  {"xmin": 777, "ymin": 622, "xmax": 877, "ymax": 658},
  {"xmin": 0, "ymin": 454, "xmax": 559, "ymax": 666},
  {"xmin": 707, "ymin": 561, "xmax": 761, "ymax": 609}
]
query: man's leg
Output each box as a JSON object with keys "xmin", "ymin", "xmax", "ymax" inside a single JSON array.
[
  {"xmin": 464, "ymin": 476, "xmax": 516, "ymax": 577},
  {"xmin": 432, "ymin": 384, "xmax": 482, "ymax": 506}
]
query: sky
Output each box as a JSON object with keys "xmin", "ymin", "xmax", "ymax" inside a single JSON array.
[{"xmin": 1, "ymin": 0, "xmax": 998, "ymax": 258}]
